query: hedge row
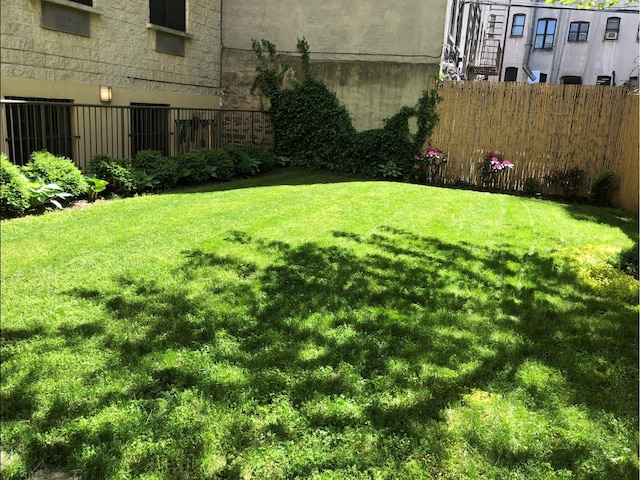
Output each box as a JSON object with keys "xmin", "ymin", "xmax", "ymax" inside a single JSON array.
[{"xmin": 1, "ymin": 145, "xmax": 281, "ymax": 219}]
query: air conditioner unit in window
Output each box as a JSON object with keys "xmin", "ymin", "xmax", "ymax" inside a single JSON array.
[{"xmin": 605, "ymin": 31, "xmax": 618, "ymax": 40}]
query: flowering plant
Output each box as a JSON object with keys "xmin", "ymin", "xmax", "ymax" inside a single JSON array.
[
  {"xmin": 478, "ymin": 151, "xmax": 513, "ymax": 185},
  {"xmin": 410, "ymin": 145, "xmax": 448, "ymax": 184}
]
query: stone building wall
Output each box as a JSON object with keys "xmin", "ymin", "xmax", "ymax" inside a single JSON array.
[{"xmin": 0, "ymin": 0, "xmax": 221, "ymax": 107}]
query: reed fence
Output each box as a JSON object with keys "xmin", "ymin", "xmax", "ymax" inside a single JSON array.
[{"xmin": 429, "ymin": 82, "xmax": 639, "ymax": 213}]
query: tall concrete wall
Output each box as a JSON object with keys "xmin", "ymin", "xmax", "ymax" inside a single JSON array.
[
  {"xmin": 221, "ymin": 0, "xmax": 447, "ymax": 130},
  {"xmin": 1, "ymin": 0, "xmax": 221, "ymax": 107}
]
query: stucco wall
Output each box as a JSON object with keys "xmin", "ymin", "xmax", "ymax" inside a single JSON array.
[
  {"xmin": 221, "ymin": 0, "xmax": 446, "ymax": 130},
  {"xmin": 500, "ymin": 5, "xmax": 639, "ymax": 85},
  {"xmin": 0, "ymin": 0, "xmax": 221, "ymax": 107}
]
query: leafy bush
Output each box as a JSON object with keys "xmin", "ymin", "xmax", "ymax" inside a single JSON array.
[
  {"xmin": 409, "ymin": 145, "xmax": 448, "ymax": 184},
  {"xmin": 478, "ymin": 151, "xmax": 514, "ymax": 186},
  {"xmin": 201, "ymin": 149, "xmax": 234, "ymax": 181},
  {"xmin": 84, "ymin": 176, "xmax": 109, "ymax": 202},
  {"xmin": 175, "ymin": 150, "xmax": 216, "ymax": 185},
  {"xmin": 20, "ymin": 176, "xmax": 72, "ymax": 210},
  {"xmin": 22, "ymin": 151, "xmax": 87, "ymax": 197},
  {"xmin": 224, "ymin": 146, "xmax": 260, "ymax": 177},
  {"xmin": 618, "ymin": 242, "xmax": 638, "ymax": 279},
  {"xmin": 524, "ymin": 177, "xmax": 539, "ymax": 196},
  {"xmin": 252, "ymin": 39, "xmax": 442, "ymax": 178},
  {"xmin": 131, "ymin": 150, "xmax": 181, "ymax": 190},
  {"xmin": 545, "ymin": 167, "xmax": 585, "ymax": 197},
  {"xmin": 271, "ymin": 76, "xmax": 356, "ymax": 170},
  {"xmin": 0, "ymin": 154, "xmax": 30, "ymax": 219},
  {"xmin": 590, "ymin": 171, "xmax": 616, "ymax": 205},
  {"xmin": 89, "ymin": 154, "xmax": 137, "ymax": 196},
  {"xmin": 242, "ymin": 144, "xmax": 277, "ymax": 172}
]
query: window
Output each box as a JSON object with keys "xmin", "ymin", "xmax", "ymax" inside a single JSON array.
[
  {"xmin": 535, "ymin": 19, "xmax": 556, "ymax": 49},
  {"xmin": 505, "ymin": 67, "xmax": 518, "ymax": 82},
  {"xmin": 3, "ymin": 97, "xmax": 73, "ymax": 166},
  {"xmin": 568, "ymin": 22, "xmax": 589, "ymax": 42},
  {"xmin": 562, "ymin": 76, "xmax": 582, "ymax": 84},
  {"xmin": 70, "ymin": 0, "xmax": 92, "ymax": 5},
  {"xmin": 539, "ymin": 73, "xmax": 548, "ymax": 83},
  {"xmin": 605, "ymin": 17, "xmax": 620, "ymax": 39},
  {"xmin": 511, "ymin": 14, "xmax": 525, "ymax": 37},
  {"xmin": 149, "ymin": 0, "xmax": 186, "ymax": 32},
  {"xmin": 130, "ymin": 103, "xmax": 170, "ymax": 157},
  {"xmin": 41, "ymin": 1, "xmax": 91, "ymax": 36},
  {"xmin": 596, "ymin": 76, "xmax": 612, "ymax": 85}
]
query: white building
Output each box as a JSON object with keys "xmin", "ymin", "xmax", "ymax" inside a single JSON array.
[{"xmin": 444, "ymin": 0, "xmax": 639, "ymax": 87}]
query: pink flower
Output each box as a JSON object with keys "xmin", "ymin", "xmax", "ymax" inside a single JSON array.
[
  {"xmin": 414, "ymin": 155, "xmax": 420, "ymax": 160},
  {"xmin": 491, "ymin": 156, "xmax": 499, "ymax": 162},
  {"xmin": 502, "ymin": 160, "xmax": 512, "ymax": 167},
  {"xmin": 414, "ymin": 164, "xmax": 420, "ymax": 169}
]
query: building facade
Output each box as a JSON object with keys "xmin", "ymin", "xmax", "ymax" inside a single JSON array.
[
  {"xmin": 450, "ymin": 0, "xmax": 639, "ymax": 86},
  {"xmin": 1, "ymin": 0, "xmax": 222, "ymax": 106},
  {"xmin": 220, "ymin": 0, "xmax": 448, "ymax": 130},
  {"xmin": 1, "ymin": 0, "xmax": 223, "ymax": 166}
]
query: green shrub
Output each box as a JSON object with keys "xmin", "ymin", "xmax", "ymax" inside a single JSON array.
[
  {"xmin": 251, "ymin": 40, "xmax": 441, "ymax": 177},
  {"xmin": 175, "ymin": 150, "xmax": 216, "ymax": 185},
  {"xmin": 524, "ymin": 177, "xmax": 539, "ymax": 196},
  {"xmin": 224, "ymin": 146, "xmax": 260, "ymax": 177},
  {"xmin": 242, "ymin": 144, "xmax": 276, "ymax": 172},
  {"xmin": 89, "ymin": 154, "xmax": 137, "ymax": 196},
  {"xmin": 201, "ymin": 149, "xmax": 234, "ymax": 181},
  {"xmin": 590, "ymin": 171, "xmax": 616, "ymax": 205},
  {"xmin": 618, "ymin": 242, "xmax": 639, "ymax": 279},
  {"xmin": 544, "ymin": 167, "xmax": 585, "ymax": 197},
  {"xmin": 131, "ymin": 150, "xmax": 181, "ymax": 190},
  {"xmin": 22, "ymin": 151, "xmax": 87, "ymax": 197},
  {"xmin": 0, "ymin": 154, "xmax": 30, "ymax": 219}
]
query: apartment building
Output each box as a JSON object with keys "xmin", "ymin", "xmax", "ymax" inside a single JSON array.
[
  {"xmin": 451, "ymin": 0, "xmax": 639, "ymax": 86},
  {"xmin": 1, "ymin": 0, "xmax": 222, "ymax": 164}
]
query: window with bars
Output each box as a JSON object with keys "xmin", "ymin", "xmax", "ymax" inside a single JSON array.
[
  {"xmin": 3, "ymin": 97, "xmax": 74, "ymax": 166},
  {"xmin": 511, "ymin": 14, "xmax": 525, "ymax": 37},
  {"xmin": 535, "ymin": 18, "xmax": 557, "ymax": 49},
  {"xmin": 130, "ymin": 103, "xmax": 170, "ymax": 157},
  {"xmin": 568, "ymin": 22, "xmax": 589, "ymax": 42}
]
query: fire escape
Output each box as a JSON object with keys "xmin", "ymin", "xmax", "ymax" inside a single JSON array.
[{"xmin": 468, "ymin": 6, "xmax": 506, "ymax": 77}]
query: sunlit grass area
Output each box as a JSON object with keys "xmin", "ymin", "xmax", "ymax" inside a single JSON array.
[{"xmin": 1, "ymin": 170, "xmax": 638, "ymax": 479}]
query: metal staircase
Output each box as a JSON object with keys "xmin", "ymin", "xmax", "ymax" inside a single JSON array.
[{"xmin": 468, "ymin": 6, "xmax": 507, "ymax": 77}]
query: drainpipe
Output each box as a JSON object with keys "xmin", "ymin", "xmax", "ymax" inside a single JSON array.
[{"xmin": 523, "ymin": 0, "xmax": 539, "ymax": 80}]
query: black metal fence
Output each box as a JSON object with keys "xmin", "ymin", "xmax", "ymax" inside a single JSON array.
[{"xmin": 0, "ymin": 100, "xmax": 274, "ymax": 171}]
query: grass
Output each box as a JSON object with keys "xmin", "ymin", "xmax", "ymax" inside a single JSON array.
[{"xmin": 1, "ymin": 169, "xmax": 638, "ymax": 479}]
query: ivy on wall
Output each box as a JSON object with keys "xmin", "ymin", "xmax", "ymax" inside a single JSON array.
[{"xmin": 251, "ymin": 38, "xmax": 442, "ymax": 179}]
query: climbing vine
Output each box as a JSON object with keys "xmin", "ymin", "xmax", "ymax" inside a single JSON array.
[{"xmin": 251, "ymin": 38, "xmax": 442, "ymax": 179}]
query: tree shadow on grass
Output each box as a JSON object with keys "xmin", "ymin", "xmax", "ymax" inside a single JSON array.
[{"xmin": 6, "ymin": 225, "xmax": 638, "ymax": 477}]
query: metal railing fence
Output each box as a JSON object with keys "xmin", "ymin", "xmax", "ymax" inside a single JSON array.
[{"xmin": 0, "ymin": 100, "xmax": 274, "ymax": 172}]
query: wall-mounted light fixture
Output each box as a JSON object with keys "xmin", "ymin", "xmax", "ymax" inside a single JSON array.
[{"xmin": 99, "ymin": 86, "xmax": 112, "ymax": 103}]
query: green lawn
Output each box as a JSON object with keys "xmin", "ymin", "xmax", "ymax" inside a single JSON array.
[{"xmin": 1, "ymin": 170, "xmax": 638, "ymax": 479}]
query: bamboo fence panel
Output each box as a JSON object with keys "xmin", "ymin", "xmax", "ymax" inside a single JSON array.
[{"xmin": 429, "ymin": 82, "xmax": 639, "ymax": 212}]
